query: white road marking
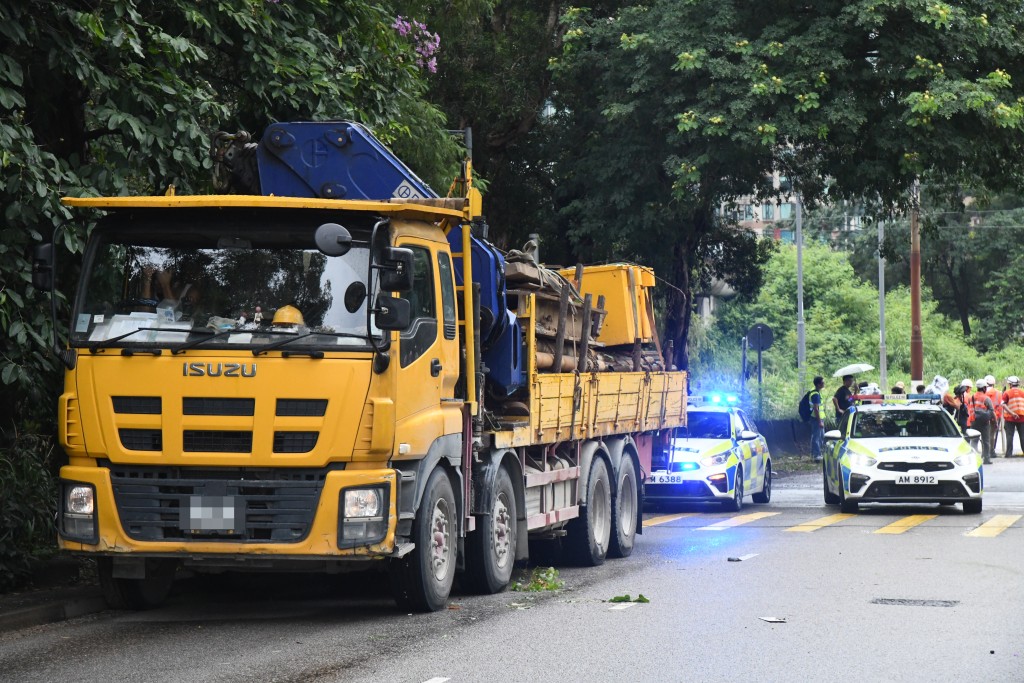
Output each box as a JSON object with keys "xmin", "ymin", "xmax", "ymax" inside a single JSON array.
[{"xmin": 609, "ymin": 602, "xmax": 637, "ymax": 611}]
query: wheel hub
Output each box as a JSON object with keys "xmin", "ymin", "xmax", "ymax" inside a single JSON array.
[{"xmin": 430, "ymin": 499, "xmax": 451, "ymax": 581}]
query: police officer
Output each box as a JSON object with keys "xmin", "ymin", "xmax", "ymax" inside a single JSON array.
[{"xmin": 1003, "ymin": 376, "xmax": 1024, "ymax": 457}]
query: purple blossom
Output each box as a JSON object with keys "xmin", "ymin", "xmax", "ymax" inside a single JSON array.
[{"xmin": 392, "ymin": 15, "xmax": 440, "ymax": 74}]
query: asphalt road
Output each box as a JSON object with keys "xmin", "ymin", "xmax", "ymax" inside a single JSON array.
[{"xmin": 2, "ymin": 460, "xmax": 1023, "ymax": 683}]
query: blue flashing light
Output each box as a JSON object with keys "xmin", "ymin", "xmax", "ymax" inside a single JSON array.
[
  {"xmin": 680, "ymin": 462, "xmax": 699, "ymax": 471},
  {"xmin": 704, "ymin": 393, "xmax": 738, "ymax": 405}
]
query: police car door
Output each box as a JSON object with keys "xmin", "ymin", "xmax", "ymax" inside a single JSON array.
[{"xmin": 736, "ymin": 409, "xmax": 763, "ymax": 492}]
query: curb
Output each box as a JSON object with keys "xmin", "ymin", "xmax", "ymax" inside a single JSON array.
[{"xmin": 0, "ymin": 590, "xmax": 107, "ymax": 635}]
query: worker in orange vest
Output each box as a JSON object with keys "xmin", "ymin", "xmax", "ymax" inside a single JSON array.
[
  {"xmin": 985, "ymin": 374, "xmax": 1002, "ymax": 456},
  {"xmin": 1002, "ymin": 376, "xmax": 1024, "ymax": 457},
  {"xmin": 972, "ymin": 379, "xmax": 995, "ymax": 464},
  {"xmin": 954, "ymin": 378, "xmax": 974, "ymax": 429}
]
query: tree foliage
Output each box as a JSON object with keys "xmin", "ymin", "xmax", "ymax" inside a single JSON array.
[
  {"xmin": 550, "ymin": 0, "xmax": 1024, "ymax": 369},
  {"xmin": 699, "ymin": 243, "xmax": 1023, "ymax": 420}
]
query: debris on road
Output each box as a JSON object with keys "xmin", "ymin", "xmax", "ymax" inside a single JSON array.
[{"xmin": 759, "ymin": 616, "xmax": 787, "ymax": 623}]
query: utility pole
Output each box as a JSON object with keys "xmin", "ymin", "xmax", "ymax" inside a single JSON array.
[
  {"xmin": 796, "ymin": 194, "xmax": 806, "ymax": 391},
  {"xmin": 878, "ymin": 219, "xmax": 887, "ymax": 391},
  {"xmin": 910, "ymin": 180, "xmax": 923, "ymax": 384}
]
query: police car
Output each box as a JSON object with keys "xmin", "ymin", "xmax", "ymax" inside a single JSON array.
[
  {"xmin": 646, "ymin": 396, "xmax": 772, "ymax": 511},
  {"xmin": 822, "ymin": 396, "xmax": 983, "ymax": 513}
]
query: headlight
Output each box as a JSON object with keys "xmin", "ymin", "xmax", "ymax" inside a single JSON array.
[
  {"xmin": 67, "ymin": 485, "xmax": 95, "ymax": 515},
  {"xmin": 339, "ymin": 486, "xmax": 388, "ymax": 549},
  {"xmin": 343, "ymin": 488, "xmax": 383, "ymax": 518},
  {"xmin": 60, "ymin": 482, "xmax": 97, "ymax": 544},
  {"xmin": 954, "ymin": 454, "xmax": 973, "ymax": 467},
  {"xmin": 701, "ymin": 452, "xmax": 730, "ymax": 467},
  {"xmin": 847, "ymin": 452, "xmax": 877, "ymax": 468}
]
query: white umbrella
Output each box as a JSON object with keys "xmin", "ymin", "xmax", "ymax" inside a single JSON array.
[{"xmin": 833, "ymin": 363, "xmax": 874, "ymax": 378}]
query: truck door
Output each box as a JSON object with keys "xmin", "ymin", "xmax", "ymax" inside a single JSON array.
[{"xmin": 392, "ymin": 240, "xmax": 461, "ymax": 452}]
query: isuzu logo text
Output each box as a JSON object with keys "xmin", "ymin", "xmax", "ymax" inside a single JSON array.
[{"xmin": 182, "ymin": 362, "xmax": 256, "ymax": 377}]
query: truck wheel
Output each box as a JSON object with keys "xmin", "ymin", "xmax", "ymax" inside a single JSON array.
[
  {"xmin": 823, "ymin": 463, "xmax": 840, "ymax": 505},
  {"xmin": 566, "ymin": 456, "xmax": 611, "ymax": 566},
  {"xmin": 723, "ymin": 467, "xmax": 744, "ymax": 512},
  {"xmin": 752, "ymin": 462, "xmax": 772, "ymax": 504},
  {"xmin": 97, "ymin": 557, "xmax": 176, "ymax": 610},
  {"xmin": 389, "ymin": 468, "xmax": 456, "ymax": 612},
  {"xmin": 608, "ymin": 459, "xmax": 637, "ymax": 559},
  {"xmin": 463, "ymin": 466, "xmax": 517, "ymax": 594}
]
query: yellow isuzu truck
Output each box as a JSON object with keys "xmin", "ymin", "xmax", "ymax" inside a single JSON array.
[{"xmin": 33, "ymin": 122, "xmax": 686, "ymax": 611}]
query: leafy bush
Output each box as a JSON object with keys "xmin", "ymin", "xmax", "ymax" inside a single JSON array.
[{"xmin": 0, "ymin": 435, "xmax": 58, "ymax": 592}]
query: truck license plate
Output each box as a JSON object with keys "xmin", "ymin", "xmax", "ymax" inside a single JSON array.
[
  {"xmin": 896, "ymin": 474, "xmax": 936, "ymax": 485},
  {"xmin": 184, "ymin": 495, "xmax": 242, "ymax": 533}
]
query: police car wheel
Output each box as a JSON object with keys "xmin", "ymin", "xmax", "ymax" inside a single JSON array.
[
  {"xmin": 823, "ymin": 463, "xmax": 840, "ymax": 505},
  {"xmin": 752, "ymin": 463, "xmax": 771, "ymax": 504},
  {"xmin": 963, "ymin": 499, "xmax": 982, "ymax": 514},
  {"xmin": 838, "ymin": 480, "xmax": 858, "ymax": 513},
  {"xmin": 722, "ymin": 469, "xmax": 743, "ymax": 512}
]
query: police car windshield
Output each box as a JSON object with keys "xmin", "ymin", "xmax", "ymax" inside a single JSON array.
[
  {"xmin": 676, "ymin": 412, "xmax": 730, "ymax": 439},
  {"xmin": 852, "ymin": 409, "xmax": 959, "ymax": 439}
]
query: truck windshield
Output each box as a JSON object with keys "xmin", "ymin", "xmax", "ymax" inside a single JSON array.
[{"xmin": 71, "ymin": 219, "xmax": 377, "ymax": 352}]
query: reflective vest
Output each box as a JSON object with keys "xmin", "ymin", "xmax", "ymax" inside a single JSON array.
[
  {"xmin": 972, "ymin": 391, "xmax": 992, "ymax": 422},
  {"xmin": 1004, "ymin": 387, "xmax": 1024, "ymax": 422},
  {"xmin": 986, "ymin": 386, "xmax": 1003, "ymax": 420},
  {"xmin": 965, "ymin": 390, "xmax": 975, "ymax": 425}
]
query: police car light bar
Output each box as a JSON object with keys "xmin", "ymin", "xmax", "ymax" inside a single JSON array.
[
  {"xmin": 692, "ymin": 393, "xmax": 739, "ymax": 406},
  {"xmin": 851, "ymin": 393, "xmax": 941, "ymax": 405}
]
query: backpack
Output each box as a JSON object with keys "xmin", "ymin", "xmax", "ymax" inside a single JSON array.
[{"xmin": 799, "ymin": 391, "xmax": 813, "ymax": 422}]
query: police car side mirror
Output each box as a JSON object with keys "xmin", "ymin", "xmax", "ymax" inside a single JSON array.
[
  {"xmin": 738, "ymin": 430, "xmax": 758, "ymax": 441},
  {"xmin": 823, "ymin": 429, "xmax": 842, "ymax": 440},
  {"xmin": 964, "ymin": 428, "xmax": 981, "ymax": 440}
]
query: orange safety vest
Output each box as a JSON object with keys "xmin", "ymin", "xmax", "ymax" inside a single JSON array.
[
  {"xmin": 1004, "ymin": 387, "xmax": 1024, "ymax": 422},
  {"xmin": 972, "ymin": 391, "xmax": 992, "ymax": 422},
  {"xmin": 986, "ymin": 386, "xmax": 1003, "ymax": 420}
]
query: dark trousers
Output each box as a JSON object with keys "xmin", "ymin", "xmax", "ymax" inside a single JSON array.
[
  {"xmin": 1005, "ymin": 421, "xmax": 1024, "ymax": 456},
  {"xmin": 976, "ymin": 420, "xmax": 993, "ymax": 461}
]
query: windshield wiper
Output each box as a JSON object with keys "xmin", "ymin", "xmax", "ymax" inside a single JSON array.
[
  {"xmin": 252, "ymin": 330, "xmax": 370, "ymax": 356},
  {"xmin": 88, "ymin": 327, "xmax": 190, "ymax": 353}
]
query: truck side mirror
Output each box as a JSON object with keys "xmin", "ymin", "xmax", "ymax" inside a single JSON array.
[
  {"xmin": 32, "ymin": 243, "xmax": 54, "ymax": 291},
  {"xmin": 377, "ymin": 247, "xmax": 414, "ymax": 292},
  {"xmin": 374, "ymin": 293, "xmax": 411, "ymax": 330}
]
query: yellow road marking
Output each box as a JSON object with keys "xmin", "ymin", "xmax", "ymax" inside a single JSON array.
[
  {"xmin": 784, "ymin": 513, "xmax": 857, "ymax": 533},
  {"xmin": 874, "ymin": 515, "xmax": 937, "ymax": 534},
  {"xmin": 966, "ymin": 514, "xmax": 1022, "ymax": 538},
  {"xmin": 696, "ymin": 512, "xmax": 780, "ymax": 531},
  {"xmin": 643, "ymin": 513, "xmax": 696, "ymax": 528}
]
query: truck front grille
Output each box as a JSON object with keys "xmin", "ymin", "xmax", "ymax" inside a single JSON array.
[
  {"xmin": 107, "ymin": 464, "xmax": 335, "ymax": 542},
  {"xmin": 120, "ymin": 429, "xmax": 163, "ymax": 451},
  {"xmin": 183, "ymin": 430, "xmax": 253, "ymax": 452},
  {"xmin": 183, "ymin": 398, "xmax": 255, "ymax": 416}
]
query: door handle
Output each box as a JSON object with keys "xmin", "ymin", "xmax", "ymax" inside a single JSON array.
[{"xmin": 430, "ymin": 358, "xmax": 442, "ymax": 377}]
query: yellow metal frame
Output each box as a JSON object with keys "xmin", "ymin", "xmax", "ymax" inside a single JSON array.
[{"xmin": 62, "ymin": 195, "xmax": 465, "ymax": 221}]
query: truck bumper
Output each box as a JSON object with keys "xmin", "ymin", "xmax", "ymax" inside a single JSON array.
[{"xmin": 57, "ymin": 465, "xmax": 399, "ymax": 560}]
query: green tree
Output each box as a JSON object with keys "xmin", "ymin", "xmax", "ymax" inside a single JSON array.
[
  {"xmin": 0, "ymin": 0, "xmax": 456, "ymax": 429},
  {"xmin": 551, "ymin": 1, "xmax": 1024, "ymax": 368}
]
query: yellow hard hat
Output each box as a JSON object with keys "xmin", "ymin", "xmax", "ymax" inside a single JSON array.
[{"xmin": 272, "ymin": 304, "xmax": 304, "ymax": 326}]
